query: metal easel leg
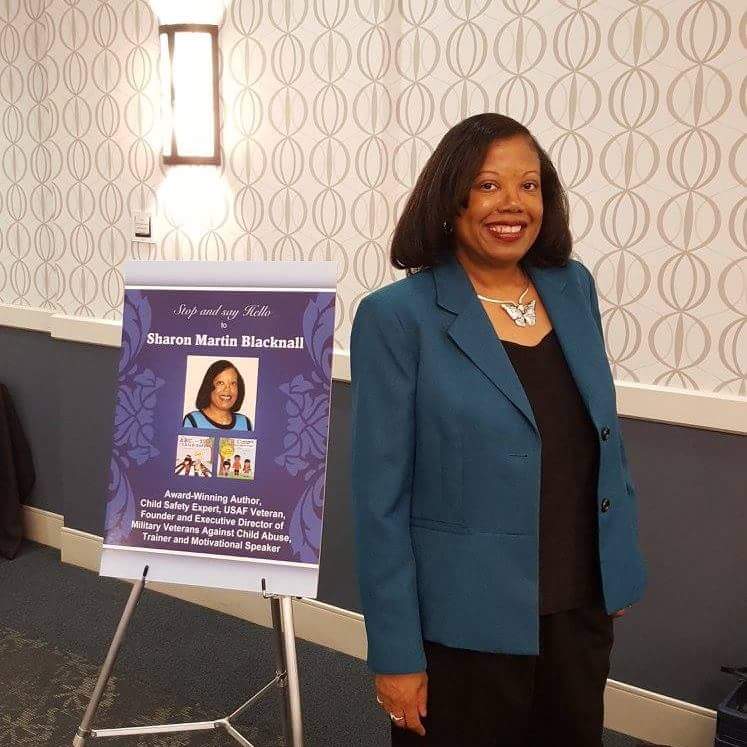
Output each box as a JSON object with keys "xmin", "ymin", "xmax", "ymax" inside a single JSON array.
[
  {"xmin": 270, "ymin": 597, "xmax": 292, "ymax": 745},
  {"xmin": 279, "ymin": 596, "xmax": 304, "ymax": 747},
  {"xmin": 226, "ymin": 594, "xmax": 301, "ymax": 746},
  {"xmin": 73, "ymin": 566, "xmax": 149, "ymax": 747}
]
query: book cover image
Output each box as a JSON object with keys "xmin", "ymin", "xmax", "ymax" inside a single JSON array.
[
  {"xmin": 174, "ymin": 435, "xmax": 214, "ymax": 478},
  {"xmin": 103, "ymin": 285, "xmax": 335, "ymax": 568},
  {"xmin": 217, "ymin": 438, "xmax": 257, "ymax": 480}
]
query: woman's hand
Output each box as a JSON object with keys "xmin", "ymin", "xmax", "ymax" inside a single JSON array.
[{"xmin": 375, "ymin": 672, "xmax": 428, "ymax": 736}]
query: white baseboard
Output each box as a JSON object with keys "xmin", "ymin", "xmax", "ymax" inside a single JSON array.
[
  {"xmin": 605, "ymin": 679, "xmax": 716, "ymax": 747},
  {"xmin": 22, "ymin": 504, "xmax": 717, "ymax": 746},
  {"xmin": 60, "ymin": 526, "xmax": 103, "ymax": 571},
  {"xmin": 22, "ymin": 505, "xmax": 64, "ymax": 549}
]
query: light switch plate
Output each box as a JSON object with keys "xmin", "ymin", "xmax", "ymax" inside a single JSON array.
[{"xmin": 133, "ymin": 211, "xmax": 154, "ymax": 241}]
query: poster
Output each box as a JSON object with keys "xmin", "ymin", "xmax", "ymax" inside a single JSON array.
[{"xmin": 99, "ymin": 261, "xmax": 336, "ymax": 597}]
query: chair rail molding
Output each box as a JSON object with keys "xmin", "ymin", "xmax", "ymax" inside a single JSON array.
[{"xmin": 3, "ymin": 302, "xmax": 744, "ymax": 434}]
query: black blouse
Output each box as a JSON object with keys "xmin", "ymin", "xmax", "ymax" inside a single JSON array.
[{"xmin": 502, "ymin": 328, "xmax": 604, "ymax": 615}]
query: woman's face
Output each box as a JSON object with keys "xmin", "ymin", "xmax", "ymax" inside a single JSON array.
[
  {"xmin": 453, "ymin": 136, "xmax": 543, "ymax": 269},
  {"xmin": 210, "ymin": 367, "xmax": 239, "ymax": 411}
]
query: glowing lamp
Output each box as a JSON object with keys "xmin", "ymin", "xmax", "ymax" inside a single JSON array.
[{"xmin": 155, "ymin": 1, "xmax": 223, "ymax": 166}]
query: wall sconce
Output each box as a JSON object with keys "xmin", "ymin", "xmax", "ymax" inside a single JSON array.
[{"xmin": 155, "ymin": 2, "xmax": 223, "ymax": 166}]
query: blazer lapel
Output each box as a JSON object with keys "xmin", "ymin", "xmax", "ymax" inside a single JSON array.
[
  {"xmin": 434, "ymin": 258, "xmax": 538, "ymax": 433},
  {"xmin": 526, "ymin": 262, "xmax": 607, "ymax": 429},
  {"xmin": 434, "ymin": 257, "xmax": 608, "ymax": 434}
]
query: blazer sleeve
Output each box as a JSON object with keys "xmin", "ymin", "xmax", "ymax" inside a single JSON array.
[
  {"xmin": 350, "ymin": 295, "xmax": 426, "ymax": 674},
  {"xmin": 580, "ymin": 262, "xmax": 638, "ymax": 498}
]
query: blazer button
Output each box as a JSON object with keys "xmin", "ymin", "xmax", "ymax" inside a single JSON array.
[
  {"xmin": 601, "ymin": 426, "xmax": 611, "ymax": 441},
  {"xmin": 600, "ymin": 498, "xmax": 611, "ymax": 513}
]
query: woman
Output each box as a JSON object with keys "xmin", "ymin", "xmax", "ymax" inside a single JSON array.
[
  {"xmin": 350, "ymin": 113, "xmax": 647, "ymax": 746},
  {"xmin": 183, "ymin": 360, "xmax": 252, "ymax": 431}
]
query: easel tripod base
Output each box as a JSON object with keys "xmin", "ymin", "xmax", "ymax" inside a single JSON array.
[
  {"xmin": 73, "ymin": 566, "xmax": 303, "ymax": 746},
  {"xmin": 74, "ymin": 670, "xmax": 284, "ymax": 746}
]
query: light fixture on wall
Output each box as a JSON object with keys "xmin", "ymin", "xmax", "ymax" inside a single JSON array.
[{"xmin": 153, "ymin": 1, "xmax": 225, "ymax": 166}]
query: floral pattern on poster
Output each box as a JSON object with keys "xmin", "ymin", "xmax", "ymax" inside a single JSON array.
[
  {"xmin": 275, "ymin": 294, "xmax": 335, "ymax": 562},
  {"xmin": 105, "ymin": 291, "xmax": 164, "ymax": 542}
]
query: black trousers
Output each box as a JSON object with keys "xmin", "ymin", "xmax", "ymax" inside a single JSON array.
[{"xmin": 391, "ymin": 606, "xmax": 614, "ymax": 747}]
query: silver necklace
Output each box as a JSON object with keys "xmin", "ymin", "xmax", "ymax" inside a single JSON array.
[{"xmin": 476, "ymin": 280, "xmax": 537, "ymax": 327}]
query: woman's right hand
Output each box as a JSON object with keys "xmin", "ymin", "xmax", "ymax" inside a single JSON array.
[{"xmin": 375, "ymin": 672, "xmax": 428, "ymax": 736}]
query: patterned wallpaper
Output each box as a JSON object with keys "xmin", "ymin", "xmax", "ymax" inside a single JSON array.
[{"xmin": 0, "ymin": 1, "xmax": 744, "ymax": 395}]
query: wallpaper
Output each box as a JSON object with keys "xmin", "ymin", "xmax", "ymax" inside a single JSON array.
[{"xmin": 0, "ymin": 0, "xmax": 744, "ymax": 395}]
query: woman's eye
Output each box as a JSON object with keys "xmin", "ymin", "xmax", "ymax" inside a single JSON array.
[{"xmin": 479, "ymin": 182, "xmax": 539, "ymax": 191}]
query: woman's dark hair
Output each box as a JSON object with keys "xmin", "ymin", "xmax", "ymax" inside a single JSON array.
[
  {"xmin": 391, "ymin": 113, "xmax": 572, "ymax": 271},
  {"xmin": 195, "ymin": 360, "xmax": 245, "ymax": 412}
]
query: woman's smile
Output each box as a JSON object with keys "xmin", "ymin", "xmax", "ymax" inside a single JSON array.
[
  {"xmin": 484, "ymin": 221, "xmax": 528, "ymax": 242},
  {"xmin": 214, "ymin": 391, "xmax": 236, "ymax": 410}
]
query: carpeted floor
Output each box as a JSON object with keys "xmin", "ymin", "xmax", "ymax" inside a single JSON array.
[{"xmin": 0, "ymin": 542, "xmax": 648, "ymax": 746}]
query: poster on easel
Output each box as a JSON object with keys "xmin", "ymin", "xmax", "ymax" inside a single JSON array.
[{"xmin": 99, "ymin": 261, "xmax": 336, "ymax": 598}]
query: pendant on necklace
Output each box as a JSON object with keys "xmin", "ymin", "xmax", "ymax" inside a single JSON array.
[
  {"xmin": 476, "ymin": 284, "xmax": 537, "ymax": 327},
  {"xmin": 501, "ymin": 299, "xmax": 537, "ymax": 327}
]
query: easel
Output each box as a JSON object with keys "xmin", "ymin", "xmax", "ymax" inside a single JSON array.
[{"xmin": 73, "ymin": 567, "xmax": 303, "ymax": 746}]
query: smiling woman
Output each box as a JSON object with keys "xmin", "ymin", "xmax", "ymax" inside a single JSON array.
[
  {"xmin": 352, "ymin": 113, "xmax": 646, "ymax": 746},
  {"xmin": 182, "ymin": 359, "xmax": 253, "ymax": 431}
]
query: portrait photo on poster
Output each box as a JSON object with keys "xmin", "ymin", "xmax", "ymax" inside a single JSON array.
[{"xmin": 181, "ymin": 355, "xmax": 258, "ymax": 432}]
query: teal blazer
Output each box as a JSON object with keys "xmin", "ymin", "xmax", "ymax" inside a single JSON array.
[{"xmin": 350, "ymin": 256, "xmax": 647, "ymax": 674}]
